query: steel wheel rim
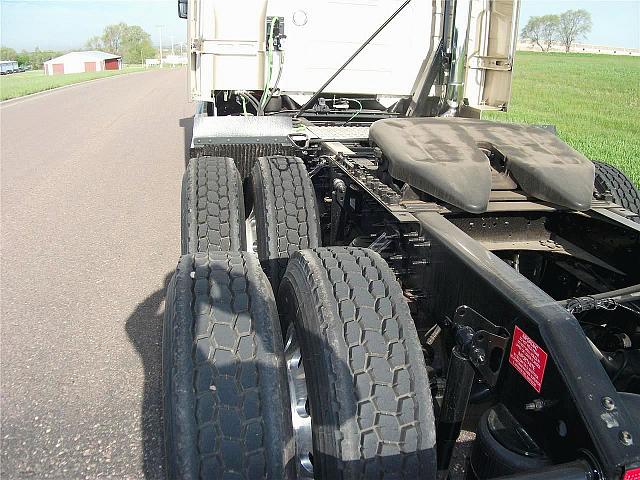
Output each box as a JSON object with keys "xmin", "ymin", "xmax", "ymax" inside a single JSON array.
[
  {"xmin": 284, "ymin": 324, "xmax": 314, "ymax": 478},
  {"xmin": 245, "ymin": 211, "xmax": 257, "ymax": 253}
]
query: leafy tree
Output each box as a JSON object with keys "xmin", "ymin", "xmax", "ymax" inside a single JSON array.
[
  {"xmin": 521, "ymin": 16, "xmax": 545, "ymax": 51},
  {"xmin": 0, "ymin": 46, "xmax": 17, "ymax": 60},
  {"xmin": 121, "ymin": 25, "xmax": 156, "ymax": 64},
  {"xmin": 85, "ymin": 23, "xmax": 155, "ymax": 64},
  {"xmin": 29, "ymin": 47, "xmax": 63, "ymax": 69},
  {"xmin": 101, "ymin": 22, "xmax": 128, "ymax": 55},
  {"xmin": 85, "ymin": 35, "xmax": 104, "ymax": 51},
  {"xmin": 521, "ymin": 15, "xmax": 559, "ymax": 51},
  {"xmin": 538, "ymin": 15, "xmax": 560, "ymax": 51},
  {"xmin": 16, "ymin": 50, "xmax": 30, "ymax": 67},
  {"xmin": 557, "ymin": 9, "xmax": 592, "ymax": 52},
  {"xmin": 0, "ymin": 47, "xmax": 62, "ymax": 69}
]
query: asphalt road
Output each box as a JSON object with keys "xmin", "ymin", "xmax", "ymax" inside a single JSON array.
[{"xmin": 1, "ymin": 68, "xmax": 193, "ymax": 479}]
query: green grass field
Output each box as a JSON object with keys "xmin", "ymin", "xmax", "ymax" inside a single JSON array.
[
  {"xmin": 0, "ymin": 66, "xmax": 145, "ymax": 101},
  {"xmin": 484, "ymin": 51, "xmax": 640, "ymax": 186}
]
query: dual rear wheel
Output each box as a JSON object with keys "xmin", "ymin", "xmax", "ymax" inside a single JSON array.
[
  {"xmin": 593, "ymin": 161, "xmax": 640, "ymax": 222},
  {"xmin": 163, "ymin": 252, "xmax": 293, "ymax": 478},
  {"xmin": 165, "ymin": 155, "xmax": 436, "ymax": 479}
]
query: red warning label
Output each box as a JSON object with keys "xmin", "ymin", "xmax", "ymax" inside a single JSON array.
[
  {"xmin": 624, "ymin": 468, "xmax": 640, "ymax": 480},
  {"xmin": 509, "ymin": 326, "xmax": 548, "ymax": 393}
]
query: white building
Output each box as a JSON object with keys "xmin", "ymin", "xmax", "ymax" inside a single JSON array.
[
  {"xmin": 164, "ymin": 55, "xmax": 188, "ymax": 66},
  {"xmin": 0, "ymin": 60, "xmax": 19, "ymax": 74},
  {"xmin": 43, "ymin": 51, "xmax": 122, "ymax": 75}
]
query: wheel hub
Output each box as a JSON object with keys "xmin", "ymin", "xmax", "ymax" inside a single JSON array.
[
  {"xmin": 284, "ymin": 324, "xmax": 314, "ymax": 478},
  {"xmin": 246, "ymin": 211, "xmax": 257, "ymax": 253}
]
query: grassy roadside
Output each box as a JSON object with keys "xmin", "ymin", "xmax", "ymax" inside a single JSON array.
[
  {"xmin": 0, "ymin": 65, "xmax": 147, "ymax": 101},
  {"xmin": 483, "ymin": 51, "xmax": 640, "ymax": 186}
]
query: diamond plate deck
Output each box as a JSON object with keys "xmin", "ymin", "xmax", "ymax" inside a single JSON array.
[
  {"xmin": 192, "ymin": 116, "xmax": 295, "ymax": 145},
  {"xmin": 305, "ymin": 126, "xmax": 370, "ymax": 141}
]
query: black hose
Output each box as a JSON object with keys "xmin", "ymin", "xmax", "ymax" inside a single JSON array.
[
  {"xmin": 610, "ymin": 350, "xmax": 629, "ymax": 384},
  {"xmin": 236, "ymin": 91, "xmax": 261, "ymax": 114}
]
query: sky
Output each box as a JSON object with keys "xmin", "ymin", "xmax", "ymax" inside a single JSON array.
[
  {"xmin": 519, "ymin": 0, "xmax": 639, "ymax": 49},
  {"xmin": 1, "ymin": 0, "xmax": 186, "ymax": 51},
  {"xmin": 1, "ymin": 0, "xmax": 639, "ymax": 52}
]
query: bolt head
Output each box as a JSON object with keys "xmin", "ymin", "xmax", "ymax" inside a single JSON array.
[
  {"xmin": 602, "ymin": 396, "xmax": 615, "ymax": 411},
  {"xmin": 620, "ymin": 431, "xmax": 633, "ymax": 446},
  {"xmin": 470, "ymin": 347, "xmax": 486, "ymax": 365}
]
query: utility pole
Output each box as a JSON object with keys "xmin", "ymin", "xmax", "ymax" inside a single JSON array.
[
  {"xmin": 156, "ymin": 25, "xmax": 165, "ymax": 68},
  {"xmin": 170, "ymin": 35, "xmax": 176, "ymax": 68}
]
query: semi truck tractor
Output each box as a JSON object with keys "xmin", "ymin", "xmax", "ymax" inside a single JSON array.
[{"xmin": 163, "ymin": 1, "xmax": 640, "ymax": 478}]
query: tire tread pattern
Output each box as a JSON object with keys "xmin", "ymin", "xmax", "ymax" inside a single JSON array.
[
  {"xmin": 594, "ymin": 161, "xmax": 640, "ymax": 222},
  {"xmin": 183, "ymin": 157, "xmax": 246, "ymax": 254},
  {"xmin": 283, "ymin": 247, "xmax": 436, "ymax": 479},
  {"xmin": 252, "ymin": 156, "xmax": 320, "ymax": 286},
  {"xmin": 165, "ymin": 253, "xmax": 291, "ymax": 479}
]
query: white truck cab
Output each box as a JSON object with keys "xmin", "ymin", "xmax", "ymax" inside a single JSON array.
[{"xmin": 180, "ymin": 0, "xmax": 520, "ymax": 115}]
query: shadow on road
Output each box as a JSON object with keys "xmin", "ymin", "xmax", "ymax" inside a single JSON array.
[
  {"xmin": 179, "ymin": 117, "xmax": 193, "ymax": 168},
  {"xmin": 125, "ymin": 273, "xmax": 173, "ymax": 479}
]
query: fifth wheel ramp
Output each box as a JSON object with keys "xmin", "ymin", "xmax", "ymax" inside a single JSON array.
[{"xmin": 370, "ymin": 118, "xmax": 595, "ymax": 213}]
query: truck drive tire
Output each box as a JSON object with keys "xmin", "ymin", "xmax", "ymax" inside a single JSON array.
[
  {"xmin": 594, "ymin": 161, "xmax": 640, "ymax": 222},
  {"xmin": 163, "ymin": 253, "xmax": 293, "ymax": 479},
  {"xmin": 182, "ymin": 157, "xmax": 247, "ymax": 255},
  {"xmin": 278, "ymin": 247, "xmax": 437, "ymax": 479},
  {"xmin": 250, "ymin": 156, "xmax": 321, "ymax": 291}
]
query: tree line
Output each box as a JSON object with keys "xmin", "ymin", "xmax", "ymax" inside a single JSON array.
[
  {"xmin": 0, "ymin": 47, "xmax": 63, "ymax": 69},
  {"xmin": 0, "ymin": 23, "xmax": 156, "ymax": 68},
  {"xmin": 521, "ymin": 9, "xmax": 592, "ymax": 52},
  {"xmin": 85, "ymin": 23, "xmax": 156, "ymax": 64}
]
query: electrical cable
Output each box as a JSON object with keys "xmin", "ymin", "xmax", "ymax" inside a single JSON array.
[
  {"xmin": 339, "ymin": 98, "xmax": 363, "ymax": 125},
  {"xmin": 259, "ymin": 16, "xmax": 278, "ymax": 115},
  {"xmin": 236, "ymin": 91, "xmax": 260, "ymax": 113},
  {"xmin": 238, "ymin": 91, "xmax": 258, "ymax": 110},
  {"xmin": 272, "ymin": 50, "xmax": 285, "ymax": 94},
  {"xmin": 261, "ymin": 50, "xmax": 284, "ymax": 114},
  {"xmin": 566, "ymin": 297, "xmax": 616, "ymax": 315},
  {"xmin": 566, "ymin": 295, "xmax": 640, "ymax": 319},
  {"xmin": 559, "ymin": 284, "xmax": 640, "ymax": 307},
  {"xmin": 241, "ymin": 95, "xmax": 248, "ymax": 116},
  {"xmin": 295, "ymin": 0, "xmax": 412, "ymax": 118},
  {"xmin": 324, "ymin": 97, "xmax": 364, "ymax": 125}
]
